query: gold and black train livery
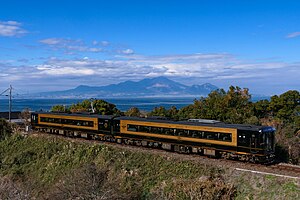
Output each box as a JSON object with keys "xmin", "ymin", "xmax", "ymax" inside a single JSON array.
[{"xmin": 31, "ymin": 112, "xmax": 275, "ymax": 163}]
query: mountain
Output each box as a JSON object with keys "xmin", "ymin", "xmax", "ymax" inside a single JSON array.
[{"xmin": 33, "ymin": 77, "xmax": 219, "ymax": 98}]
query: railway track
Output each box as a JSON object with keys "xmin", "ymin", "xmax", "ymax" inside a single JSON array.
[
  {"xmin": 29, "ymin": 131, "xmax": 300, "ymax": 179},
  {"xmin": 273, "ymin": 163, "xmax": 300, "ymax": 174}
]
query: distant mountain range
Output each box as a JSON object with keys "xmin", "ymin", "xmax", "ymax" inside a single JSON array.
[{"xmin": 32, "ymin": 77, "xmax": 219, "ymax": 98}]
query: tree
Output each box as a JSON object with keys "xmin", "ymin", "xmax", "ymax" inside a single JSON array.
[
  {"xmin": 167, "ymin": 106, "xmax": 179, "ymax": 120},
  {"xmin": 177, "ymin": 86, "xmax": 253, "ymax": 124},
  {"xmin": 177, "ymin": 104, "xmax": 195, "ymax": 120},
  {"xmin": 149, "ymin": 106, "xmax": 168, "ymax": 117},
  {"xmin": 69, "ymin": 100, "xmax": 91, "ymax": 113},
  {"xmin": 19, "ymin": 108, "xmax": 32, "ymax": 127},
  {"xmin": 253, "ymin": 99, "xmax": 270, "ymax": 119},
  {"xmin": 0, "ymin": 118, "xmax": 11, "ymax": 140},
  {"xmin": 93, "ymin": 99, "xmax": 121, "ymax": 115},
  {"xmin": 50, "ymin": 105, "xmax": 68, "ymax": 112},
  {"xmin": 125, "ymin": 107, "xmax": 141, "ymax": 117},
  {"xmin": 270, "ymin": 90, "xmax": 300, "ymax": 122},
  {"xmin": 59, "ymin": 99, "xmax": 122, "ymax": 115}
]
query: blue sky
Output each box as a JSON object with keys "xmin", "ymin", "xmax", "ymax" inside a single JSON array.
[{"xmin": 0, "ymin": 0, "xmax": 299, "ymax": 95}]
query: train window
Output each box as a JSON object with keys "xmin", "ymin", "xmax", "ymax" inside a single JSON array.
[
  {"xmin": 188, "ymin": 130, "xmax": 232, "ymax": 142},
  {"xmin": 124, "ymin": 124, "xmax": 232, "ymax": 143},
  {"xmin": 172, "ymin": 129, "xmax": 177, "ymax": 135},
  {"xmin": 154, "ymin": 127, "xmax": 162, "ymax": 134},
  {"xmin": 214, "ymin": 133, "xmax": 219, "ymax": 139},
  {"xmin": 159, "ymin": 127, "xmax": 165, "ymax": 134},
  {"xmin": 176, "ymin": 129, "xmax": 189, "ymax": 137},
  {"xmin": 176, "ymin": 129, "xmax": 184, "ymax": 136},
  {"xmin": 164, "ymin": 128, "xmax": 174, "ymax": 135},
  {"xmin": 190, "ymin": 130, "xmax": 197, "ymax": 137},
  {"xmin": 139, "ymin": 125, "xmax": 149, "ymax": 133},
  {"xmin": 40, "ymin": 117, "xmax": 47, "ymax": 122},
  {"xmin": 127, "ymin": 124, "xmax": 138, "ymax": 132},
  {"xmin": 151, "ymin": 127, "xmax": 158, "ymax": 134},
  {"xmin": 151, "ymin": 126, "xmax": 164, "ymax": 134},
  {"xmin": 63, "ymin": 119, "xmax": 94, "ymax": 127},
  {"xmin": 205, "ymin": 132, "xmax": 214, "ymax": 139},
  {"xmin": 162, "ymin": 128, "xmax": 169, "ymax": 134},
  {"xmin": 183, "ymin": 130, "xmax": 190, "ymax": 137},
  {"xmin": 201, "ymin": 131, "xmax": 205, "ymax": 138},
  {"xmin": 219, "ymin": 133, "xmax": 232, "ymax": 142},
  {"xmin": 191, "ymin": 131, "xmax": 199, "ymax": 138}
]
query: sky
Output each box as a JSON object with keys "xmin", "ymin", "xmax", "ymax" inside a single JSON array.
[{"xmin": 0, "ymin": 0, "xmax": 300, "ymax": 95}]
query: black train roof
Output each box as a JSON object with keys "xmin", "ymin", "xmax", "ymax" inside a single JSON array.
[{"xmin": 34, "ymin": 112, "xmax": 116, "ymax": 120}]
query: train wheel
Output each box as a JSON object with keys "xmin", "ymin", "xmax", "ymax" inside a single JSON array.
[
  {"xmin": 116, "ymin": 138, "xmax": 122, "ymax": 144},
  {"xmin": 124, "ymin": 139, "xmax": 130, "ymax": 145},
  {"xmin": 135, "ymin": 140, "xmax": 142, "ymax": 146},
  {"xmin": 185, "ymin": 146, "xmax": 191, "ymax": 154}
]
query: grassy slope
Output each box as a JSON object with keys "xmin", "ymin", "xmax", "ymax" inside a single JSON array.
[{"xmin": 0, "ymin": 134, "xmax": 299, "ymax": 199}]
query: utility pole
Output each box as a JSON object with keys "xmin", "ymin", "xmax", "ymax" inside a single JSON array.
[
  {"xmin": 9, "ymin": 85, "xmax": 12, "ymax": 122},
  {"xmin": 0, "ymin": 86, "xmax": 11, "ymax": 121}
]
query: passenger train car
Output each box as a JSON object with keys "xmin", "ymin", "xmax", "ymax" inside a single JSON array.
[{"xmin": 31, "ymin": 112, "xmax": 275, "ymax": 163}]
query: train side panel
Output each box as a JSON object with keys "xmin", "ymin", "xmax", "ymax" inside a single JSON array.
[{"xmin": 120, "ymin": 119, "xmax": 238, "ymax": 147}]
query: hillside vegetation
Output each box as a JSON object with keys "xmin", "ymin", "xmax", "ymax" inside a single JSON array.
[{"xmin": 0, "ymin": 134, "xmax": 299, "ymax": 199}]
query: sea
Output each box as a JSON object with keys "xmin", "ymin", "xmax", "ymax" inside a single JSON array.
[
  {"xmin": 0, "ymin": 96, "xmax": 269, "ymax": 113},
  {"xmin": 0, "ymin": 97, "xmax": 197, "ymax": 112}
]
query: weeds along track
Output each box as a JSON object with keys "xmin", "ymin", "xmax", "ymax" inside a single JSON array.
[{"xmin": 30, "ymin": 131, "xmax": 300, "ymax": 179}]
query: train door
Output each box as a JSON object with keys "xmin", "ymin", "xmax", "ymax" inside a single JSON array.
[
  {"xmin": 250, "ymin": 133, "xmax": 257, "ymax": 153},
  {"xmin": 113, "ymin": 119, "xmax": 120, "ymax": 135},
  {"xmin": 98, "ymin": 119, "xmax": 111, "ymax": 134},
  {"xmin": 265, "ymin": 130, "xmax": 275, "ymax": 152},
  {"xmin": 31, "ymin": 113, "xmax": 38, "ymax": 125}
]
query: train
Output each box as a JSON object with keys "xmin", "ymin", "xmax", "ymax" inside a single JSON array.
[{"xmin": 31, "ymin": 112, "xmax": 276, "ymax": 163}]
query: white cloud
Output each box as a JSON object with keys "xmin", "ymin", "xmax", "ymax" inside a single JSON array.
[
  {"xmin": 0, "ymin": 20, "xmax": 27, "ymax": 37},
  {"xmin": 92, "ymin": 40, "xmax": 98, "ymax": 45},
  {"xmin": 39, "ymin": 38, "xmax": 62, "ymax": 45},
  {"xmin": 30, "ymin": 54, "xmax": 300, "ymax": 83},
  {"xmin": 286, "ymin": 32, "xmax": 300, "ymax": 38},
  {"xmin": 1, "ymin": 53, "xmax": 300, "ymax": 94},
  {"xmin": 101, "ymin": 41, "xmax": 110, "ymax": 46},
  {"xmin": 92, "ymin": 40, "xmax": 109, "ymax": 46},
  {"xmin": 39, "ymin": 37, "xmax": 136, "ymax": 56},
  {"xmin": 37, "ymin": 65, "xmax": 95, "ymax": 76},
  {"xmin": 39, "ymin": 38, "xmax": 102, "ymax": 54},
  {"xmin": 121, "ymin": 48, "xmax": 134, "ymax": 54}
]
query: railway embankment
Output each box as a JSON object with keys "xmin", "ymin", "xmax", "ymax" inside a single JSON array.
[{"xmin": 0, "ymin": 133, "xmax": 299, "ymax": 199}]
